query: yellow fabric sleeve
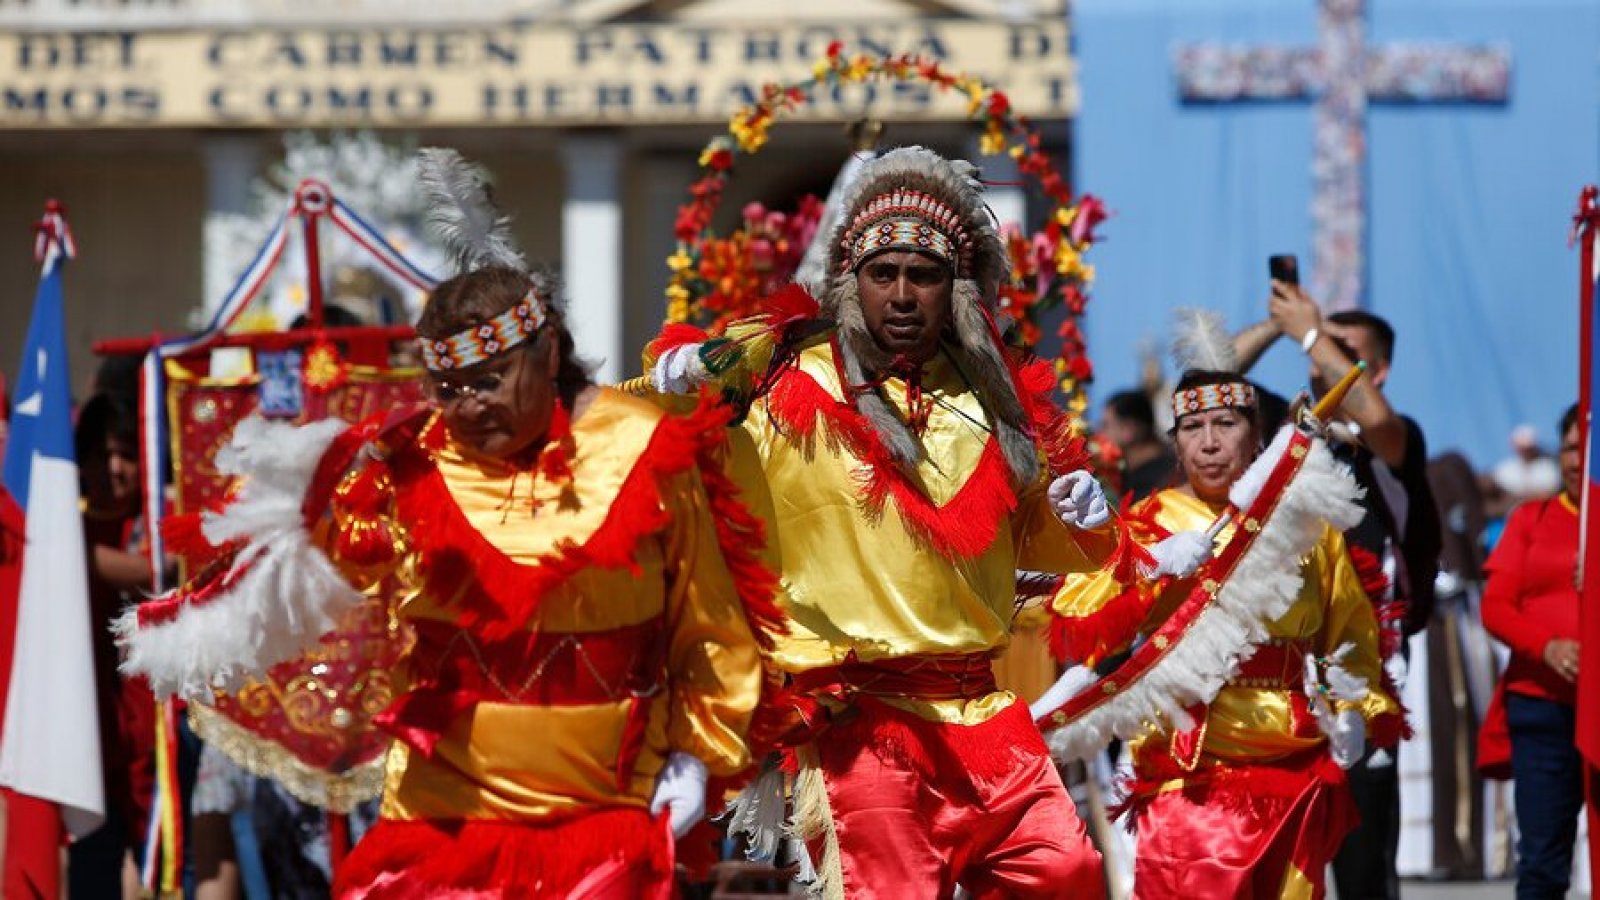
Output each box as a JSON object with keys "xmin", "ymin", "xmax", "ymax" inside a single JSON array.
[{"xmin": 661, "ymin": 468, "xmax": 762, "ymax": 778}]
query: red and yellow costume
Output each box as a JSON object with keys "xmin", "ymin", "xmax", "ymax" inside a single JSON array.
[
  {"xmin": 742, "ymin": 340, "xmax": 1109, "ymax": 899},
  {"xmin": 124, "ymin": 390, "xmax": 779, "ymax": 897},
  {"xmin": 1052, "ymin": 488, "xmax": 1401, "ymax": 899}
]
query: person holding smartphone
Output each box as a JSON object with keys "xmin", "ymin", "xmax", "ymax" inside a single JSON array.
[{"xmin": 1235, "ymin": 257, "xmax": 1444, "ymax": 898}]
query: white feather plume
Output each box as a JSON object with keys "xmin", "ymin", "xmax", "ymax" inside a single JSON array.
[
  {"xmin": 1171, "ymin": 307, "xmax": 1239, "ymax": 373},
  {"xmin": 726, "ymin": 763, "xmax": 788, "ymax": 864},
  {"xmin": 415, "ymin": 147, "xmax": 526, "ymax": 274},
  {"xmin": 115, "ymin": 416, "xmax": 366, "ymax": 700}
]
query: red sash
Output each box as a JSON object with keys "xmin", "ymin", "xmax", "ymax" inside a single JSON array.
[{"xmin": 792, "ymin": 651, "xmax": 999, "ymax": 703}]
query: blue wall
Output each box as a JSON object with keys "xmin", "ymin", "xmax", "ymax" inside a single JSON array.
[{"xmin": 1075, "ymin": 0, "xmax": 1599, "ymax": 465}]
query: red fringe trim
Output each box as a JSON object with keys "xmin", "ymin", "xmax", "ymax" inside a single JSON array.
[
  {"xmin": 1014, "ymin": 355, "xmax": 1089, "ymax": 475},
  {"xmin": 334, "ymin": 810, "xmax": 671, "ymax": 898},
  {"xmin": 1344, "ymin": 544, "xmax": 1412, "ymax": 741},
  {"xmin": 764, "ymin": 368, "xmax": 1020, "ymax": 561},
  {"xmin": 1048, "ymin": 584, "xmax": 1153, "ymax": 667},
  {"xmin": 394, "ymin": 396, "xmax": 787, "ymax": 647}
]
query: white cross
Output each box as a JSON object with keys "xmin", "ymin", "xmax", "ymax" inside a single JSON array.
[{"xmin": 1173, "ymin": 0, "xmax": 1510, "ymax": 310}]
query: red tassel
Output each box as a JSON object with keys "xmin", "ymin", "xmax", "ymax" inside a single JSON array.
[
  {"xmin": 159, "ymin": 511, "xmax": 220, "ymax": 566},
  {"xmin": 1048, "ymin": 583, "xmax": 1154, "ymax": 667},
  {"xmin": 644, "ymin": 322, "xmax": 710, "ymax": 363}
]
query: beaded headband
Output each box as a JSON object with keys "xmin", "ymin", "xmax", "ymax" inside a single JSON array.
[
  {"xmin": 419, "ymin": 293, "xmax": 546, "ymax": 371},
  {"xmin": 1171, "ymin": 381, "xmax": 1258, "ymax": 420},
  {"xmin": 841, "ymin": 188, "xmax": 969, "ymax": 276}
]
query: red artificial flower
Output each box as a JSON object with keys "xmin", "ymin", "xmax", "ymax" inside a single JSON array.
[
  {"xmin": 1070, "ymin": 194, "xmax": 1110, "ymax": 245},
  {"xmin": 826, "ymin": 40, "xmax": 844, "ymax": 59},
  {"xmin": 1068, "ymin": 355, "xmax": 1094, "ymax": 382},
  {"xmin": 988, "ymin": 91, "xmax": 1010, "ymax": 117},
  {"xmin": 706, "ymin": 149, "xmax": 734, "ymax": 172}
]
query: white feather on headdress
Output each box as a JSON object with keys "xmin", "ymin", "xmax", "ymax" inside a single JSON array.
[
  {"xmin": 415, "ymin": 147, "xmax": 526, "ymax": 274},
  {"xmin": 1171, "ymin": 307, "xmax": 1239, "ymax": 373}
]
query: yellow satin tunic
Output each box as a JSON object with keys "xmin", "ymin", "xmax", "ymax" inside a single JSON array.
[
  {"xmin": 744, "ymin": 344, "xmax": 1111, "ymax": 723},
  {"xmin": 1052, "ymin": 489, "xmax": 1398, "ymax": 769},
  {"xmin": 327, "ymin": 388, "xmax": 763, "ymax": 823}
]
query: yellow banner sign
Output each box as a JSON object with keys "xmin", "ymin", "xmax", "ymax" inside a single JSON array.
[{"xmin": 0, "ymin": 19, "xmax": 1075, "ymax": 128}]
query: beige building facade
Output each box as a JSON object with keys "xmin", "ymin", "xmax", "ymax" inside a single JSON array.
[{"xmin": 0, "ymin": 0, "xmax": 1075, "ymax": 391}]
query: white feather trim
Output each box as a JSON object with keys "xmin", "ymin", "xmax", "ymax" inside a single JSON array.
[
  {"xmin": 115, "ymin": 416, "xmax": 365, "ymax": 700},
  {"xmin": 727, "ymin": 762, "xmax": 787, "ymax": 864},
  {"xmin": 1047, "ymin": 427, "xmax": 1363, "ymax": 762}
]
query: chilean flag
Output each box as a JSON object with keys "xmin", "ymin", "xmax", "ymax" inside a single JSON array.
[
  {"xmin": 0, "ymin": 205, "xmax": 104, "ymax": 897},
  {"xmin": 1577, "ymin": 189, "xmax": 1600, "ymax": 887}
]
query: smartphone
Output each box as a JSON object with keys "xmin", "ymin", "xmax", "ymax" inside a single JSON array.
[{"xmin": 1268, "ymin": 254, "xmax": 1300, "ymax": 286}]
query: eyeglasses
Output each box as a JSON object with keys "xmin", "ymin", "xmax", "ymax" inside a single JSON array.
[{"xmin": 429, "ymin": 371, "xmax": 508, "ymax": 405}]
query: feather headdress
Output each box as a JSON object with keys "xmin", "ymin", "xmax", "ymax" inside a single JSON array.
[
  {"xmin": 1170, "ymin": 307, "xmax": 1239, "ymax": 374},
  {"xmin": 818, "ymin": 146, "xmax": 1038, "ymax": 486},
  {"xmin": 416, "ymin": 147, "xmax": 527, "ymax": 275},
  {"xmin": 1168, "ymin": 307, "xmax": 1257, "ymax": 419}
]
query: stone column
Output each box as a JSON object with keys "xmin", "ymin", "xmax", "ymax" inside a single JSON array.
[
  {"xmin": 199, "ymin": 133, "xmax": 264, "ymax": 314},
  {"xmin": 561, "ymin": 132, "xmax": 625, "ymax": 382}
]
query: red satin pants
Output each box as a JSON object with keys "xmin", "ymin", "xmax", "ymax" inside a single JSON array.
[
  {"xmin": 813, "ymin": 699, "xmax": 1105, "ymax": 899},
  {"xmin": 1129, "ymin": 755, "xmax": 1355, "ymax": 900}
]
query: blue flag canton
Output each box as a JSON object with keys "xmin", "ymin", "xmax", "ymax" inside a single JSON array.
[{"xmin": 3, "ymin": 263, "xmax": 78, "ymax": 507}]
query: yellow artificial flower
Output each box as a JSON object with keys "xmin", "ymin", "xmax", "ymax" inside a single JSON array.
[
  {"xmin": 1055, "ymin": 206, "xmax": 1077, "ymax": 228},
  {"xmin": 813, "ymin": 58, "xmax": 833, "ymax": 81},
  {"xmin": 666, "ymin": 281, "xmax": 690, "ymax": 304},
  {"xmin": 668, "ymin": 249, "xmax": 693, "ymax": 272},
  {"xmin": 667, "ymin": 298, "xmax": 690, "ymax": 324},
  {"xmin": 846, "ymin": 55, "xmax": 873, "ymax": 82},
  {"xmin": 979, "ymin": 122, "xmax": 1006, "ymax": 157}
]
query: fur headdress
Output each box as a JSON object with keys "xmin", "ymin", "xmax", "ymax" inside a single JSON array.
[{"xmin": 819, "ymin": 146, "xmax": 1036, "ymax": 485}]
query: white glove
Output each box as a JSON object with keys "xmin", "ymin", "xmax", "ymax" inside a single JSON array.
[
  {"xmin": 1028, "ymin": 665, "xmax": 1099, "ymax": 722},
  {"xmin": 1144, "ymin": 530, "xmax": 1213, "ymax": 579},
  {"xmin": 1303, "ymin": 643, "xmax": 1370, "ymax": 770},
  {"xmin": 649, "ymin": 751, "xmax": 708, "ymax": 838},
  {"xmin": 650, "ymin": 344, "xmax": 709, "ymax": 395},
  {"xmin": 1047, "ymin": 470, "xmax": 1111, "ymax": 530},
  {"xmin": 1329, "ymin": 707, "xmax": 1366, "ymax": 769}
]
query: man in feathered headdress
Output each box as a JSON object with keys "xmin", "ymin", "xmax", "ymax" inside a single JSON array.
[{"xmin": 650, "ymin": 146, "xmax": 1210, "ymax": 899}]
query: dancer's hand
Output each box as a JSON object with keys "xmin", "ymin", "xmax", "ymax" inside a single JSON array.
[
  {"xmin": 1145, "ymin": 530, "xmax": 1213, "ymax": 579},
  {"xmin": 649, "ymin": 752, "xmax": 708, "ymax": 838},
  {"xmin": 1329, "ymin": 708, "xmax": 1366, "ymax": 769},
  {"xmin": 651, "ymin": 344, "xmax": 709, "ymax": 395},
  {"xmin": 1047, "ymin": 470, "xmax": 1111, "ymax": 529}
]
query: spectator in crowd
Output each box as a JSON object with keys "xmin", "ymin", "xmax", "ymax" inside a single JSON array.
[
  {"xmin": 1481, "ymin": 403, "xmax": 1585, "ymax": 900},
  {"xmin": 1239, "ymin": 288, "xmax": 1441, "ymax": 900},
  {"xmin": 69, "ymin": 389, "xmax": 158, "ymax": 900},
  {"xmin": 1099, "ymin": 389, "xmax": 1175, "ymax": 503}
]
